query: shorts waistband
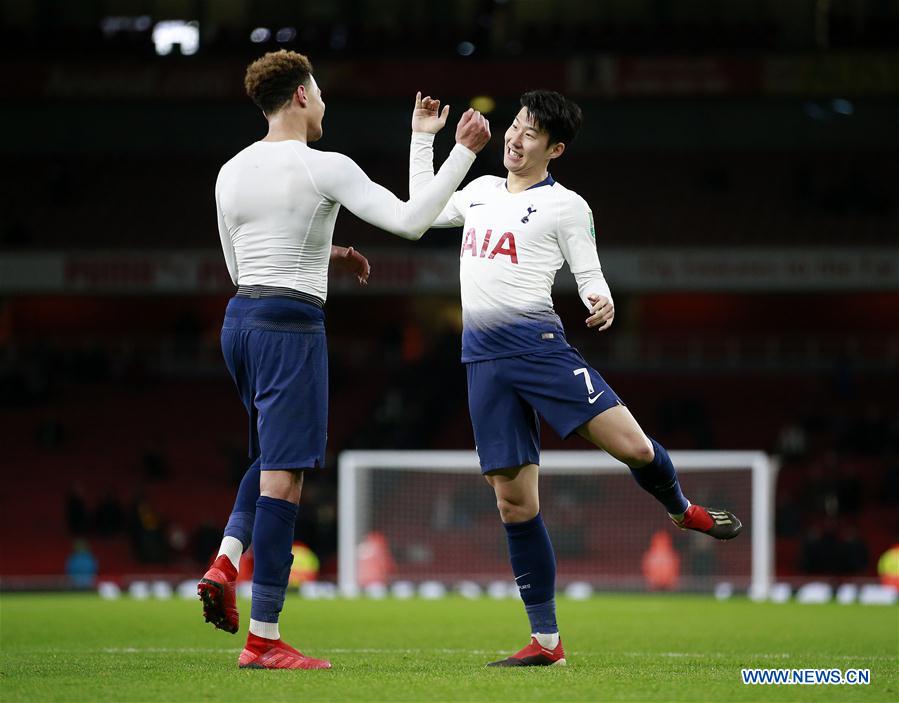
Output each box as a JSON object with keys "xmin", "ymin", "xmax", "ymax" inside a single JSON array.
[{"xmin": 236, "ymin": 285, "xmax": 324, "ymax": 309}]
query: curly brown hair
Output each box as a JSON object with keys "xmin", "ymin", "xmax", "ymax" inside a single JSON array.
[{"xmin": 244, "ymin": 50, "xmax": 314, "ymax": 114}]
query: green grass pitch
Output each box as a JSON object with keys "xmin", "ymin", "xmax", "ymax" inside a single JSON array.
[{"xmin": 1, "ymin": 593, "xmax": 896, "ymax": 701}]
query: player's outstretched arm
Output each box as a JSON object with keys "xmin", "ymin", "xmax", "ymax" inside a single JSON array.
[
  {"xmin": 330, "ymin": 245, "xmax": 371, "ymax": 286},
  {"xmin": 557, "ymin": 194, "xmax": 615, "ymax": 332},
  {"xmin": 315, "ymin": 104, "xmax": 490, "ymax": 240},
  {"xmin": 410, "ymin": 97, "xmax": 490, "ymax": 228}
]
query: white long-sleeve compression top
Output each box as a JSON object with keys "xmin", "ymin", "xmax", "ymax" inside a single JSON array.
[{"xmin": 215, "ymin": 138, "xmax": 476, "ymax": 301}]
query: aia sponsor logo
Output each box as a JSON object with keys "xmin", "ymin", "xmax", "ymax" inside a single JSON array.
[{"xmin": 460, "ymin": 228, "xmax": 518, "ymax": 264}]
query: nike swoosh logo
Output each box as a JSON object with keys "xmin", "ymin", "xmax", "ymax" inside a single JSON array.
[
  {"xmin": 514, "ymin": 572, "xmax": 531, "ymax": 581},
  {"xmin": 588, "ymin": 391, "xmax": 605, "ymax": 404},
  {"xmin": 469, "ymin": 202, "xmax": 485, "ymax": 207}
]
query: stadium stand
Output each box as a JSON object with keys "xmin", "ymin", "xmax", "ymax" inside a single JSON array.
[
  {"xmin": 1, "ymin": 293, "xmax": 895, "ymax": 583},
  {"xmin": 3, "ymin": 151, "xmax": 896, "ymax": 250}
]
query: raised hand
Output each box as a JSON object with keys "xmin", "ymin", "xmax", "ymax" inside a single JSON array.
[
  {"xmin": 412, "ymin": 92, "xmax": 450, "ymax": 134},
  {"xmin": 455, "ymin": 108, "xmax": 491, "ymax": 154},
  {"xmin": 585, "ymin": 294, "xmax": 614, "ymax": 331}
]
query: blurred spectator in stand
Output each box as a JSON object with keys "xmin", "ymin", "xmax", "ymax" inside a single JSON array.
[
  {"xmin": 800, "ymin": 523, "xmax": 869, "ymax": 575},
  {"xmin": 776, "ymin": 422, "xmax": 808, "ymax": 460},
  {"xmin": 774, "ymin": 487, "xmax": 802, "ymax": 537},
  {"xmin": 430, "ymin": 490, "xmax": 454, "ymax": 532},
  {"xmin": 141, "ymin": 442, "xmax": 169, "ymax": 481},
  {"xmin": 66, "ymin": 539, "xmax": 98, "ymax": 588},
  {"xmin": 65, "ymin": 484, "xmax": 89, "ymax": 535},
  {"xmin": 642, "ymin": 531, "xmax": 680, "ymax": 590},
  {"xmin": 357, "ymin": 532, "xmax": 396, "ymax": 586},
  {"xmin": 803, "ymin": 453, "xmax": 841, "ymax": 517},
  {"xmin": 547, "ymin": 491, "xmax": 587, "ymax": 558},
  {"xmin": 130, "ymin": 494, "xmax": 169, "ymax": 563},
  {"xmin": 168, "ymin": 523, "xmax": 190, "ymax": 562},
  {"xmin": 294, "ymin": 480, "xmax": 339, "ymax": 561},
  {"xmin": 877, "ymin": 544, "xmax": 899, "ymax": 588},
  {"xmin": 839, "ymin": 527, "xmax": 869, "ymax": 574},
  {"xmin": 685, "ymin": 530, "xmax": 718, "ymax": 578},
  {"xmin": 192, "ymin": 517, "xmax": 221, "ymax": 565},
  {"xmin": 799, "ymin": 526, "xmax": 838, "ymax": 573},
  {"xmin": 94, "ymin": 490, "xmax": 125, "ymax": 536},
  {"xmin": 313, "ymin": 493, "xmax": 338, "ymax": 565}
]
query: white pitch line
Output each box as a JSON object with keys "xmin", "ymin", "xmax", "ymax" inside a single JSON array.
[
  {"xmin": 91, "ymin": 647, "xmax": 895, "ymax": 662},
  {"xmin": 97, "ymin": 647, "xmax": 498, "ymax": 655},
  {"xmin": 102, "ymin": 648, "xmax": 241, "ymax": 654},
  {"xmin": 329, "ymin": 648, "xmax": 498, "ymax": 655},
  {"xmin": 619, "ymin": 652, "xmax": 894, "ymax": 662}
]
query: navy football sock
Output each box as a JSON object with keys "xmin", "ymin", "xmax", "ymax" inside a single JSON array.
[
  {"xmin": 503, "ymin": 513, "xmax": 558, "ymax": 634},
  {"xmin": 223, "ymin": 458, "xmax": 261, "ymax": 551},
  {"xmin": 249, "ymin": 495, "xmax": 298, "ymax": 624},
  {"xmin": 629, "ymin": 438, "xmax": 689, "ymax": 515}
]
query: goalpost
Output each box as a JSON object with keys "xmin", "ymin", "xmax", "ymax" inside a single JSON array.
[{"xmin": 338, "ymin": 450, "xmax": 775, "ymax": 596}]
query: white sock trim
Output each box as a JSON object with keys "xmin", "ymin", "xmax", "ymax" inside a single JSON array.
[
  {"xmin": 216, "ymin": 536, "xmax": 243, "ymax": 571},
  {"xmin": 249, "ymin": 619, "xmax": 280, "ymax": 640},
  {"xmin": 533, "ymin": 632, "xmax": 560, "ymax": 649}
]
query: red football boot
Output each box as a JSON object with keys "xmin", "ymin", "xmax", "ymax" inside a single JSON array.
[
  {"xmin": 670, "ymin": 503, "xmax": 742, "ymax": 541},
  {"xmin": 197, "ymin": 555, "xmax": 239, "ymax": 634},
  {"xmin": 238, "ymin": 633, "xmax": 332, "ymax": 670},
  {"xmin": 487, "ymin": 636, "xmax": 567, "ymax": 667}
]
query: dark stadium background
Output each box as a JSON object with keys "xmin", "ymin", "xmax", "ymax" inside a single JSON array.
[{"xmin": 0, "ymin": 0, "xmax": 896, "ymax": 590}]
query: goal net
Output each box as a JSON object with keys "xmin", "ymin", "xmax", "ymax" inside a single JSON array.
[{"xmin": 338, "ymin": 450, "xmax": 774, "ymax": 595}]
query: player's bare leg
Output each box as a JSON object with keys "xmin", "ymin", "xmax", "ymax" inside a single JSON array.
[
  {"xmin": 237, "ymin": 469, "xmax": 331, "ymax": 670},
  {"xmin": 576, "ymin": 405, "xmax": 654, "ymax": 466},
  {"xmin": 485, "ymin": 464, "xmax": 539, "ymax": 523},
  {"xmin": 485, "ymin": 465, "xmax": 567, "ymax": 667},
  {"xmin": 577, "ymin": 405, "xmax": 742, "ymax": 540}
]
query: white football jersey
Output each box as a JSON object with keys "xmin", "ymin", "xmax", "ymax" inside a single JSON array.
[
  {"xmin": 216, "ymin": 138, "xmax": 476, "ymax": 301},
  {"xmin": 410, "ymin": 133, "xmax": 611, "ymax": 361}
]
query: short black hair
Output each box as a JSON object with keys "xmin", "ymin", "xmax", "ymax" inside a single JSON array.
[{"xmin": 519, "ymin": 90, "xmax": 583, "ymax": 147}]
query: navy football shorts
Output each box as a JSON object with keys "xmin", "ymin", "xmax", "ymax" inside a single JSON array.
[
  {"xmin": 221, "ymin": 295, "xmax": 327, "ymax": 471},
  {"xmin": 466, "ymin": 347, "xmax": 622, "ymax": 473}
]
